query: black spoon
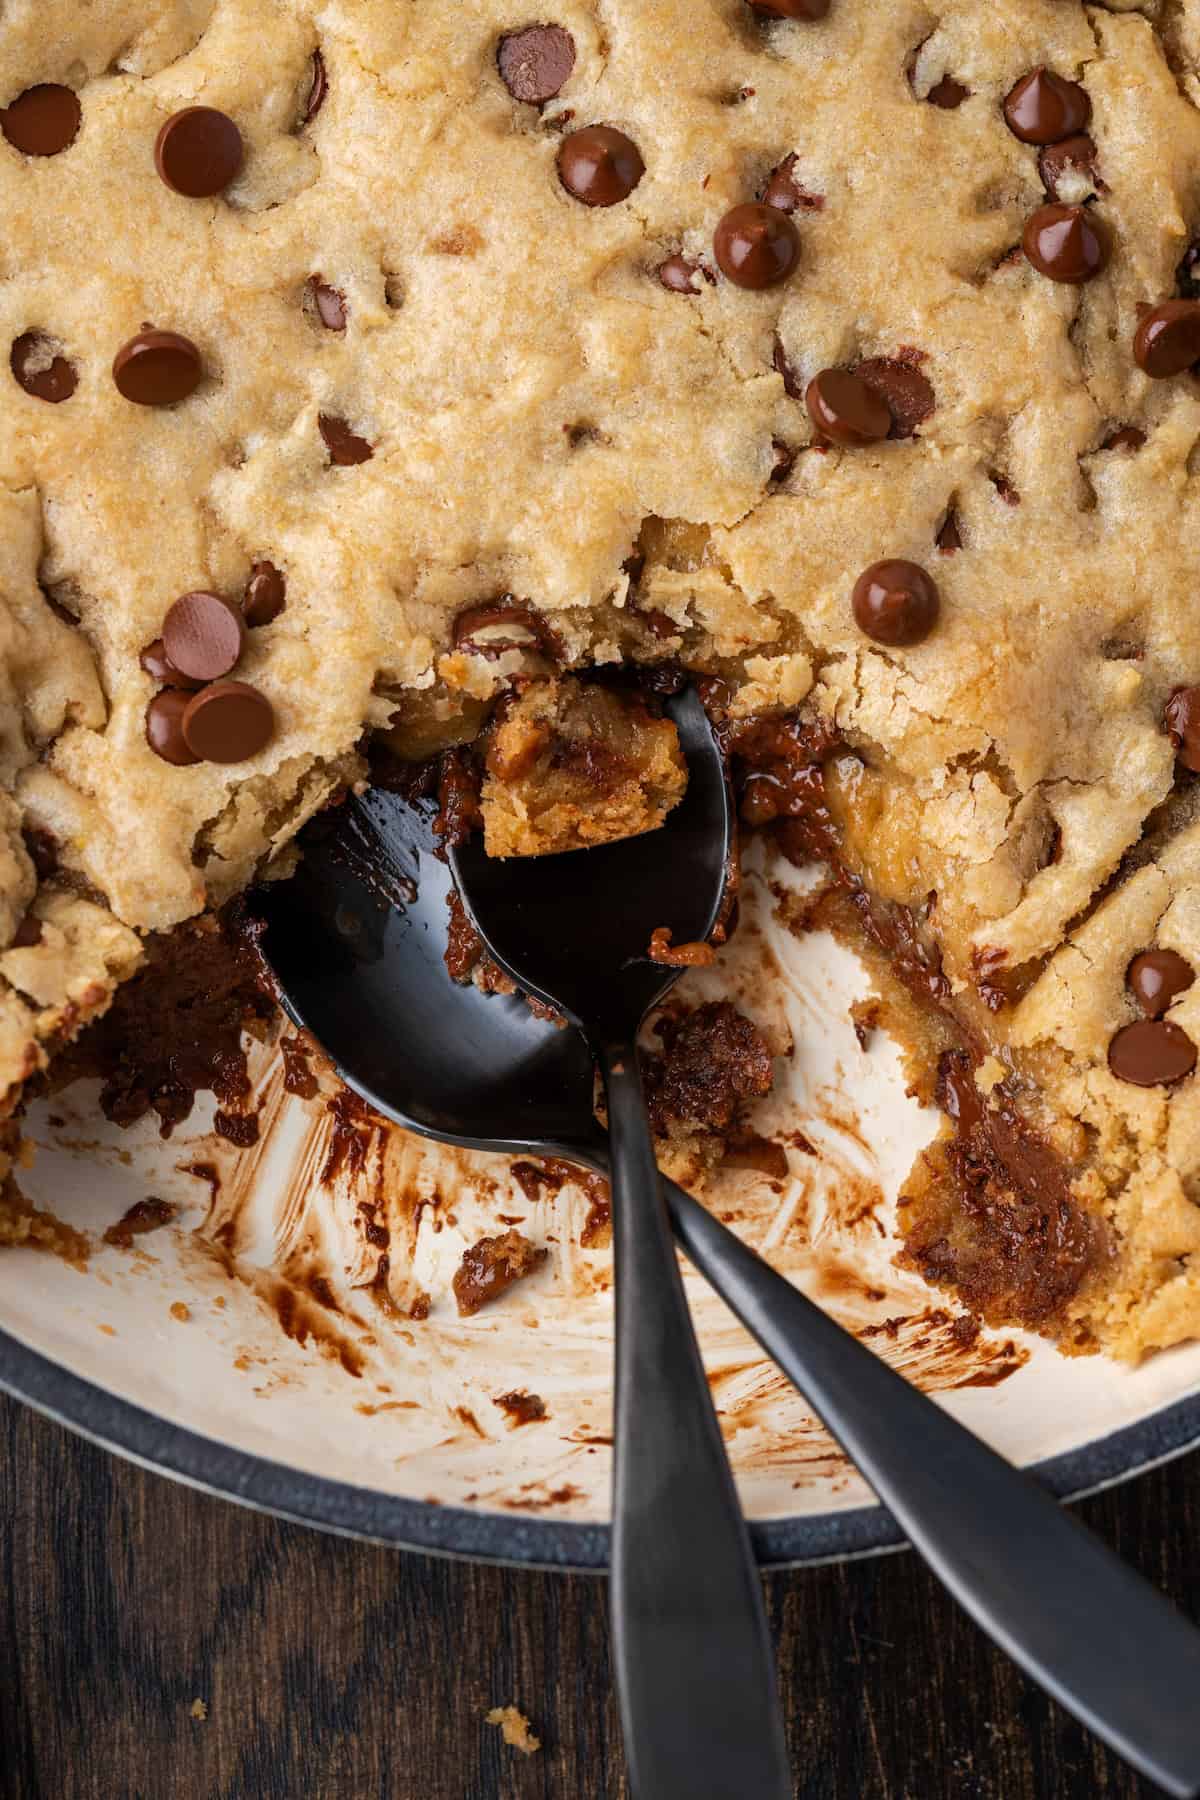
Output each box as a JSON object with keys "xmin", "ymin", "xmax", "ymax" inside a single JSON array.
[
  {"xmin": 449, "ymin": 688, "xmax": 789, "ymax": 1800},
  {"xmin": 258, "ymin": 691, "xmax": 1200, "ymax": 1800}
]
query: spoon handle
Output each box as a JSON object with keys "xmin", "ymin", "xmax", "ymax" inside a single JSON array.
[
  {"xmin": 656, "ymin": 1171, "xmax": 1200, "ymax": 1800},
  {"xmin": 599, "ymin": 1044, "xmax": 791, "ymax": 1800}
]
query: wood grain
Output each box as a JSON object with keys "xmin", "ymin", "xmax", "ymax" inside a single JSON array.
[{"xmin": 1, "ymin": 1392, "xmax": 1196, "ymax": 1799}]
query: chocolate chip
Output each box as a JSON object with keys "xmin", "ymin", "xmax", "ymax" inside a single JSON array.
[
  {"xmin": 319, "ymin": 413, "xmax": 373, "ymax": 465},
  {"xmin": 112, "ymin": 330, "xmax": 203, "ymax": 407},
  {"xmin": 497, "ymin": 24, "xmax": 575, "ymax": 104},
  {"xmin": 140, "ymin": 638, "xmax": 203, "ymax": 690},
  {"xmin": 1164, "ymin": 686, "xmax": 1200, "ymax": 772},
  {"xmin": 23, "ymin": 826, "xmax": 58, "ymax": 881},
  {"xmin": 1, "ymin": 85, "xmax": 81, "ymax": 157},
  {"xmin": 936, "ymin": 509, "xmax": 962, "ymax": 554},
  {"xmin": 760, "ymin": 154, "xmax": 823, "ymax": 213},
  {"xmin": 146, "ymin": 690, "xmax": 201, "ymax": 766},
  {"xmin": 155, "ymin": 107, "xmax": 243, "ymax": 198},
  {"xmin": 162, "ymin": 591, "xmax": 246, "ymax": 684},
  {"xmin": 1178, "ymin": 240, "xmax": 1200, "ymax": 301},
  {"xmin": 302, "ymin": 49, "xmax": 328, "ymax": 126},
  {"xmin": 658, "ymin": 255, "xmax": 704, "ymax": 293},
  {"xmin": 851, "ymin": 559, "xmax": 940, "ymax": 646},
  {"xmin": 1108, "ymin": 1018, "xmax": 1196, "ymax": 1087},
  {"xmin": 10, "ymin": 332, "xmax": 77, "ymax": 404},
  {"xmin": 1102, "ymin": 425, "xmax": 1145, "ymax": 452},
  {"xmin": 1022, "ymin": 203, "xmax": 1108, "ymax": 284},
  {"xmin": 10, "ymin": 914, "xmax": 42, "ymax": 949},
  {"xmin": 855, "ymin": 355, "xmax": 935, "ymax": 438},
  {"xmin": 747, "ymin": 0, "xmax": 830, "ymax": 16},
  {"xmin": 772, "ymin": 335, "xmax": 803, "ymax": 398},
  {"xmin": 306, "ymin": 276, "xmax": 347, "ymax": 331},
  {"xmin": 1038, "ymin": 133, "xmax": 1098, "ymax": 202},
  {"xmin": 1127, "ymin": 949, "xmax": 1195, "ymax": 1018},
  {"xmin": 556, "ymin": 125, "xmax": 644, "ymax": 206},
  {"xmin": 713, "ymin": 202, "xmax": 800, "ymax": 289},
  {"xmin": 1003, "ymin": 69, "xmax": 1090, "ymax": 145},
  {"xmin": 1133, "ymin": 300, "xmax": 1200, "ymax": 379},
  {"xmin": 804, "ymin": 369, "xmax": 891, "ymax": 445},
  {"xmin": 243, "ymin": 562, "xmax": 287, "ymax": 628},
  {"xmin": 182, "ymin": 680, "xmax": 275, "ymax": 764},
  {"xmin": 768, "ymin": 438, "xmax": 796, "ymax": 483},
  {"xmin": 927, "ymin": 76, "xmax": 968, "ymax": 109},
  {"xmin": 454, "ymin": 602, "xmax": 560, "ymax": 661}
]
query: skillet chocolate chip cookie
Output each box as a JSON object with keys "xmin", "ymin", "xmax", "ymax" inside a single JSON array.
[{"xmin": 5, "ymin": 1, "xmax": 1200, "ymax": 1361}]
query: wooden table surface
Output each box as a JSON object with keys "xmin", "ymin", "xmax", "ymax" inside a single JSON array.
[{"xmin": 2, "ymin": 1391, "xmax": 1195, "ymax": 1800}]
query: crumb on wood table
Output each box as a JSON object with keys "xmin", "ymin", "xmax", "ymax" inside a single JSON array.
[
  {"xmin": 486, "ymin": 1704, "xmax": 541, "ymax": 1756},
  {"xmin": 190, "ymin": 1698, "xmax": 208, "ymax": 1721}
]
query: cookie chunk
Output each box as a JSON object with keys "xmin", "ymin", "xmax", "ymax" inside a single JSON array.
[{"xmin": 480, "ymin": 681, "xmax": 687, "ymax": 858}]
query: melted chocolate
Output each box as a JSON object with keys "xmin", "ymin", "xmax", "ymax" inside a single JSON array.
[
  {"xmin": 61, "ymin": 906, "xmax": 273, "ymax": 1137},
  {"xmin": 906, "ymin": 1052, "xmax": 1103, "ymax": 1327}
]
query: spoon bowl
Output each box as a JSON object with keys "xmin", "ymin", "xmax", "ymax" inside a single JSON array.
[
  {"xmin": 447, "ymin": 687, "xmax": 732, "ymax": 1034},
  {"xmin": 258, "ymin": 783, "xmax": 596, "ymax": 1153}
]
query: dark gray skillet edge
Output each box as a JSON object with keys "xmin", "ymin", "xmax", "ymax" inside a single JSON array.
[{"xmin": 1, "ymin": 1320, "xmax": 1197, "ymax": 1572}]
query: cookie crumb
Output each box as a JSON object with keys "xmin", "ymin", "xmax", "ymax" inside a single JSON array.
[
  {"xmin": 170, "ymin": 1301, "xmax": 191, "ymax": 1322},
  {"xmin": 647, "ymin": 927, "xmax": 716, "ymax": 968},
  {"xmin": 487, "ymin": 1705, "xmax": 540, "ymax": 1755},
  {"xmin": 190, "ymin": 1698, "xmax": 208, "ymax": 1721}
]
